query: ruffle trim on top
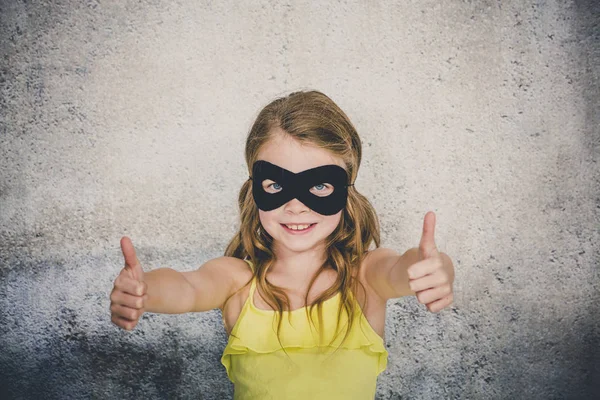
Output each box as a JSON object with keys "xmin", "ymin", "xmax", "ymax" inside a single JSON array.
[
  {"xmin": 221, "ymin": 262, "xmax": 388, "ymax": 382},
  {"xmin": 221, "ymin": 328, "xmax": 388, "ymax": 383}
]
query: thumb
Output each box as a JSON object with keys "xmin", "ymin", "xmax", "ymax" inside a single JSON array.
[
  {"xmin": 418, "ymin": 211, "xmax": 439, "ymax": 260},
  {"xmin": 120, "ymin": 236, "xmax": 145, "ymax": 282}
]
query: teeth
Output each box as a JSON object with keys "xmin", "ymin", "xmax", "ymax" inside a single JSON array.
[{"xmin": 285, "ymin": 224, "xmax": 311, "ymax": 230}]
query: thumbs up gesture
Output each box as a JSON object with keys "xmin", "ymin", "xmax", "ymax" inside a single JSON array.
[
  {"xmin": 110, "ymin": 237, "xmax": 148, "ymax": 330},
  {"xmin": 407, "ymin": 212, "xmax": 455, "ymax": 313}
]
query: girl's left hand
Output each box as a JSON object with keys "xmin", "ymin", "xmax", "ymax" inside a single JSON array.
[{"xmin": 407, "ymin": 211, "xmax": 455, "ymax": 313}]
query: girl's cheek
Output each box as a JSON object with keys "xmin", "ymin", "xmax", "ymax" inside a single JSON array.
[
  {"xmin": 257, "ymin": 210, "xmax": 269, "ymax": 225},
  {"xmin": 326, "ymin": 212, "xmax": 343, "ymax": 226},
  {"xmin": 258, "ymin": 210, "xmax": 279, "ymax": 234}
]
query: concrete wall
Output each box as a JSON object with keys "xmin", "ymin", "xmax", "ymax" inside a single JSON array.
[{"xmin": 1, "ymin": 1, "xmax": 598, "ymax": 399}]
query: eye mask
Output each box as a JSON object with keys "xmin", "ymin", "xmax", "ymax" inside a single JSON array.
[{"xmin": 250, "ymin": 160, "xmax": 351, "ymax": 216}]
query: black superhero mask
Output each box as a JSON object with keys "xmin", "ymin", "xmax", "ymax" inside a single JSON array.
[{"xmin": 250, "ymin": 160, "xmax": 352, "ymax": 216}]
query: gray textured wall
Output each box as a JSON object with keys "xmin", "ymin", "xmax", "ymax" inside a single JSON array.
[{"xmin": 1, "ymin": 1, "xmax": 598, "ymax": 399}]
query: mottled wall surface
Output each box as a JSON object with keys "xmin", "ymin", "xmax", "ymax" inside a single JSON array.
[{"xmin": 1, "ymin": 0, "xmax": 598, "ymax": 399}]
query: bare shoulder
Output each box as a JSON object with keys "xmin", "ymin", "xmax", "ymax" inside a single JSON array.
[
  {"xmin": 359, "ymin": 247, "xmax": 409, "ymax": 302},
  {"xmin": 353, "ymin": 248, "xmax": 394, "ymax": 339},
  {"xmin": 182, "ymin": 256, "xmax": 253, "ymax": 313},
  {"xmin": 217, "ymin": 257, "xmax": 254, "ymax": 335},
  {"xmin": 354, "ymin": 248, "xmax": 398, "ymax": 300},
  {"xmin": 208, "ymin": 256, "xmax": 254, "ymax": 292},
  {"xmin": 227, "ymin": 256, "xmax": 254, "ymax": 285},
  {"xmin": 363, "ymin": 247, "xmax": 400, "ymax": 263},
  {"xmin": 359, "ymin": 248, "xmax": 401, "ymax": 281},
  {"xmin": 206, "ymin": 256, "xmax": 252, "ymax": 275}
]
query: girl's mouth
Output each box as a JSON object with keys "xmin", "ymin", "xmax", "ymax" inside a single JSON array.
[{"xmin": 280, "ymin": 223, "xmax": 317, "ymax": 234}]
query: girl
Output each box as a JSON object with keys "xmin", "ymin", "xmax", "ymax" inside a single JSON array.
[{"xmin": 110, "ymin": 90, "xmax": 455, "ymax": 399}]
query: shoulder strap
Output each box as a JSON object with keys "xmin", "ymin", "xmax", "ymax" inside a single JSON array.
[
  {"xmin": 242, "ymin": 259, "xmax": 257, "ymax": 299},
  {"xmin": 243, "ymin": 258, "xmax": 254, "ymax": 272}
]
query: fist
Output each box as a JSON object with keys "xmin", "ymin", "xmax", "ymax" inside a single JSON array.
[
  {"xmin": 407, "ymin": 211, "xmax": 455, "ymax": 313},
  {"xmin": 110, "ymin": 236, "xmax": 148, "ymax": 331}
]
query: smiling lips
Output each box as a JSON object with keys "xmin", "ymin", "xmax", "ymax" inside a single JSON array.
[{"xmin": 281, "ymin": 223, "xmax": 317, "ymax": 232}]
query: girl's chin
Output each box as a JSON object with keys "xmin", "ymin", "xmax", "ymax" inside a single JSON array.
[{"xmin": 273, "ymin": 237, "xmax": 325, "ymax": 254}]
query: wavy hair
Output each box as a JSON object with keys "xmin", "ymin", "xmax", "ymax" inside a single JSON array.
[{"xmin": 224, "ymin": 90, "xmax": 381, "ymax": 352}]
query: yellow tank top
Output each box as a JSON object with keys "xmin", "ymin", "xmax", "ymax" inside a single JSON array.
[{"xmin": 220, "ymin": 260, "xmax": 388, "ymax": 400}]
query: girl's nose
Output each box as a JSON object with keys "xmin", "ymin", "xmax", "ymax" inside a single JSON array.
[{"xmin": 284, "ymin": 197, "xmax": 310, "ymax": 214}]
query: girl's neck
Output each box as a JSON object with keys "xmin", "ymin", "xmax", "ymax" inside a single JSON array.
[{"xmin": 270, "ymin": 242, "xmax": 328, "ymax": 284}]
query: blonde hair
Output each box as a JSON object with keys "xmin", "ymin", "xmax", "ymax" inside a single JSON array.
[{"xmin": 224, "ymin": 90, "xmax": 381, "ymax": 351}]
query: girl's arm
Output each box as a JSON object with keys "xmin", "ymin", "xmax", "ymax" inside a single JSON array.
[
  {"xmin": 145, "ymin": 257, "xmax": 250, "ymax": 314},
  {"xmin": 142, "ymin": 268, "xmax": 197, "ymax": 314},
  {"xmin": 362, "ymin": 247, "xmax": 417, "ymax": 300},
  {"xmin": 180, "ymin": 257, "xmax": 251, "ymax": 312},
  {"xmin": 362, "ymin": 212, "xmax": 455, "ymax": 312},
  {"xmin": 111, "ymin": 237, "xmax": 249, "ymax": 331}
]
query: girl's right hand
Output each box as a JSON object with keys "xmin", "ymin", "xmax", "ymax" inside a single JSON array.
[{"xmin": 110, "ymin": 236, "xmax": 148, "ymax": 331}]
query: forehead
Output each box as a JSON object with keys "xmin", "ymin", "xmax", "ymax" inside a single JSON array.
[{"xmin": 256, "ymin": 128, "xmax": 346, "ymax": 173}]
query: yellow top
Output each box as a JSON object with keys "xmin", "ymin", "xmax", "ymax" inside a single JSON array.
[{"xmin": 220, "ymin": 260, "xmax": 388, "ymax": 400}]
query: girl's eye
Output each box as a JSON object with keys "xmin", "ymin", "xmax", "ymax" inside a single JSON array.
[
  {"xmin": 311, "ymin": 183, "xmax": 334, "ymax": 197},
  {"xmin": 263, "ymin": 181, "xmax": 282, "ymax": 193}
]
